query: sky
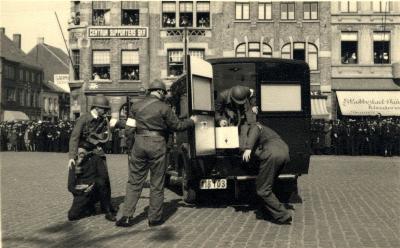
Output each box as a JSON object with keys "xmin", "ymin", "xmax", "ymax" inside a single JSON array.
[{"xmin": 0, "ymin": 0, "xmax": 70, "ymax": 53}]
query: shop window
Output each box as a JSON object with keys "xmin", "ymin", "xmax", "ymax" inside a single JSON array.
[
  {"xmin": 373, "ymin": 32, "xmax": 390, "ymax": 64},
  {"xmin": 92, "ymin": 1, "xmax": 111, "ymax": 26},
  {"xmin": 372, "ymin": 1, "xmax": 390, "ymax": 12},
  {"xmin": 340, "ymin": 1, "xmax": 357, "ymax": 13},
  {"xmin": 235, "ymin": 2, "xmax": 250, "ymax": 20},
  {"xmin": 197, "ymin": 1, "xmax": 210, "ymax": 27},
  {"xmin": 281, "ymin": 2, "xmax": 295, "ymax": 20},
  {"xmin": 258, "ymin": 1, "xmax": 272, "ymax": 20},
  {"xmin": 72, "ymin": 50, "xmax": 80, "ymax": 80},
  {"xmin": 121, "ymin": 50, "xmax": 140, "ymax": 80},
  {"xmin": 162, "ymin": 1, "xmax": 177, "ymax": 27},
  {"xmin": 167, "ymin": 49, "xmax": 204, "ymax": 77},
  {"xmin": 92, "ymin": 50, "xmax": 110, "ymax": 80},
  {"xmin": 122, "ymin": 9, "xmax": 139, "ymax": 25},
  {"xmin": 341, "ymin": 32, "xmax": 358, "ymax": 64},
  {"xmin": 303, "ymin": 2, "xmax": 318, "ymax": 20},
  {"xmin": 179, "ymin": 2, "xmax": 193, "ymax": 27}
]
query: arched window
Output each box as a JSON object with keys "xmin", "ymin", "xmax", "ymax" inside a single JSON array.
[
  {"xmin": 236, "ymin": 43, "xmax": 246, "ymax": 57},
  {"xmin": 281, "ymin": 42, "xmax": 318, "ymax": 70},
  {"xmin": 236, "ymin": 42, "xmax": 273, "ymax": 58},
  {"xmin": 262, "ymin": 43, "xmax": 272, "ymax": 58},
  {"xmin": 308, "ymin": 43, "xmax": 318, "ymax": 70}
]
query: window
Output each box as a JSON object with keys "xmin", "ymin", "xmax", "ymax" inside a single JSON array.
[
  {"xmin": 4, "ymin": 65, "xmax": 15, "ymax": 79},
  {"xmin": 236, "ymin": 2, "xmax": 250, "ymax": 20},
  {"xmin": 167, "ymin": 49, "xmax": 205, "ymax": 77},
  {"xmin": 30, "ymin": 92, "xmax": 34, "ymax": 107},
  {"xmin": 340, "ymin": 1, "xmax": 357, "ymax": 13},
  {"xmin": 162, "ymin": 1, "xmax": 177, "ymax": 27},
  {"xmin": 25, "ymin": 71, "xmax": 29, "ymax": 82},
  {"xmin": 197, "ymin": 2, "xmax": 210, "ymax": 27},
  {"xmin": 122, "ymin": 1, "xmax": 139, "ymax": 25},
  {"xmin": 248, "ymin": 43, "xmax": 261, "ymax": 57},
  {"xmin": 258, "ymin": 1, "xmax": 272, "ymax": 20},
  {"xmin": 6, "ymin": 88, "xmax": 16, "ymax": 102},
  {"xmin": 121, "ymin": 50, "xmax": 140, "ymax": 80},
  {"xmin": 281, "ymin": 2, "xmax": 295, "ymax": 20},
  {"xmin": 179, "ymin": 2, "xmax": 193, "ymax": 27},
  {"xmin": 72, "ymin": 50, "xmax": 80, "ymax": 80},
  {"xmin": 92, "ymin": 50, "xmax": 110, "ymax": 80},
  {"xmin": 281, "ymin": 42, "xmax": 318, "ymax": 70},
  {"xmin": 341, "ymin": 32, "xmax": 358, "ymax": 64},
  {"xmin": 19, "ymin": 69, "xmax": 24, "ymax": 81},
  {"xmin": 261, "ymin": 84, "xmax": 302, "ymax": 112},
  {"xmin": 372, "ymin": 1, "xmax": 390, "ymax": 12},
  {"xmin": 373, "ymin": 32, "xmax": 390, "ymax": 64},
  {"xmin": 236, "ymin": 42, "xmax": 272, "ymax": 58},
  {"xmin": 25, "ymin": 90, "xmax": 30, "ymax": 106},
  {"xmin": 308, "ymin": 44, "xmax": 318, "ymax": 70},
  {"xmin": 92, "ymin": 1, "xmax": 111, "ymax": 26},
  {"xmin": 70, "ymin": 1, "xmax": 80, "ymax": 25},
  {"xmin": 303, "ymin": 2, "xmax": 318, "ymax": 20},
  {"xmin": 30, "ymin": 72, "xmax": 34, "ymax": 82},
  {"xmin": 19, "ymin": 89, "xmax": 25, "ymax": 106}
]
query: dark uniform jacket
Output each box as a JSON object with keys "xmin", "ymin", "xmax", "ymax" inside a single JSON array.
[
  {"xmin": 69, "ymin": 112, "xmax": 108, "ymax": 160},
  {"xmin": 215, "ymin": 87, "xmax": 257, "ymax": 126},
  {"xmin": 244, "ymin": 123, "xmax": 282, "ymax": 151},
  {"xmin": 127, "ymin": 95, "xmax": 194, "ymax": 134}
]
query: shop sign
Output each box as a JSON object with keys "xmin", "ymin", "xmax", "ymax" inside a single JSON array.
[
  {"xmin": 54, "ymin": 74, "xmax": 70, "ymax": 93},
  {"xmin": 88, "ymin": 27, "xmax": 148, "ymax": 38},
  {"xmin": 336, "ymin": 91, "xmax": 400, "ymax": 116}
]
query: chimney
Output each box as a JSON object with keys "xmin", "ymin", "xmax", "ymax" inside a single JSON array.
[
  {"xmin": 0, "ymin": 27, "xmax": 5, "ymax": 35},
  {"xmin": 37, "ymin": 37, "xmax": 44, "ymax": 44},
  {"xmin": 13, "ymin": 34, "xmax": 22, "ymax": 49}
]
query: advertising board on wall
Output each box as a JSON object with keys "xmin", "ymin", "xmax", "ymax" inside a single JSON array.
[{"xmin": 336, "ymin": 91, "xmax": 400, "ymax": 116}]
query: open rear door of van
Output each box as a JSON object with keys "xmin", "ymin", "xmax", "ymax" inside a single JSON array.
[{"xmin": 186, "ymin": 55, "xmax": 216, "ymax": 157}]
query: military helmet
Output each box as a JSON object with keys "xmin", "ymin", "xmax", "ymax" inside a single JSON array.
[
  {"xmin": 148, "ymin": 79, "xmax": 167, "ymax": 93},
  {"xmin": 92, "ymin": 95, "xmax": 110, "ymax": 109},
  {"xmin": 231, "ymin": 86, "xmax": 249, "ymax": 105}
]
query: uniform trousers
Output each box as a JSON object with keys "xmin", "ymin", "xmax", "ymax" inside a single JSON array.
[
  {"xmin": 254, "ymin": 139, "xmax": 291, "ymax": 222},
  {"xmin": 122, "ymin": 135, "xmax": 167, "ymax": 222}
]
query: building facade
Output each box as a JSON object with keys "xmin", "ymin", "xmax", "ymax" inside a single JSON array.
[
  {"xmin": 68, "ymin": 1, "xmax": 332, "ymax": 120},
  {"xmin": 0, "ymin": 28, "xmax": 42, "ymax": 121},
  {"xmin": 331, "ymin": 1, "xmax": 400, "ymax": 117}
]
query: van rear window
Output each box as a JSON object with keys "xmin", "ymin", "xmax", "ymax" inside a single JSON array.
[{"xmin": 261, "ymin": 84, "xmax": 302, "ymax": 112}]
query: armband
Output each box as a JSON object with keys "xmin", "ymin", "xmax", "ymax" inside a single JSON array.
[{"xmin": 126, "ymin": 118, "xmax": 136, "ymax": 127}]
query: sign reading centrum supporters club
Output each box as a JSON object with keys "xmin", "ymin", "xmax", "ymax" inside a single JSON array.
[{"xmin": 88, "ymin": 27, "xmax": 149, "ymax": 38}]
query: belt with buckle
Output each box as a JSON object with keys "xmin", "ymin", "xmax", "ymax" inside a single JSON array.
[{"xmin": 136, "ymin": 130, "xmax": 165, "ymax": 137}]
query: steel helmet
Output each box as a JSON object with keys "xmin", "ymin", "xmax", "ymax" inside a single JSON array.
[
  {"xmin": 230, "ymin": 86, "xmax": 249, "ymax": 105},
  {"xmin": 148, "ymin": 79, "xmax": 167, "ymax": 93},
  {"xmin": 92, "ymin": 95, "xmax": 110, "ymax": 109}
]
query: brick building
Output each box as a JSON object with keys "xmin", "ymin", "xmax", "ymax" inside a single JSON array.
[
  {"xmin": 68, "ymin": 1, "xmax": 333, "ymax": 120},
  {"xmin": 331, "ymin": 1, "xmax": 400, "ymax": 118},
  {"xmin": 0, "ymin": 28, "xmax": 43, "ymax": 121},
  {"xmin": 26, "ymin": 37, "xmax": 71, "ymax": 121}
]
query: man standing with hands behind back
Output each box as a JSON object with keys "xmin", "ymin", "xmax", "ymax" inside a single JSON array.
[{"xmin": 116, "ymin": 79, "xmax": 195, "ymax": 227}]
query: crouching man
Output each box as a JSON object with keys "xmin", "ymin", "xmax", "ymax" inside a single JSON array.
[
  {"xmin": 67, "ymin": 148, "xmax": 115, "ymax": 221},
  {"xmin": 242, "ymin": 122, "xmax": 292, "ymax": 224}
]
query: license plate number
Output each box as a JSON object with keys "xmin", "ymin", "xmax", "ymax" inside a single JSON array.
[{"xmin": 199, "ymin": 179, "xmax": 227, "ymax": 189}]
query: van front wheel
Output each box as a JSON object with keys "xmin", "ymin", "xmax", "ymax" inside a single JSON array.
[{"xmin": 181, "ymin": 167, "xmax": 196, "ymax": 204}]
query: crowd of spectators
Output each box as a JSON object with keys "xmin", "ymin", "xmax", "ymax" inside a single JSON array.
[
  {"xmin": 0, "ymin": 120, "xmax": 128, "ymax": 154},
  {"xmin": 311, "ymin": 117, "xmax": 400, "ymax": 157}
]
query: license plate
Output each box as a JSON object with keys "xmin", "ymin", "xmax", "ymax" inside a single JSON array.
[{"xmin": 199, "ymin": 179, "xmax": 227, "ymax": 189}]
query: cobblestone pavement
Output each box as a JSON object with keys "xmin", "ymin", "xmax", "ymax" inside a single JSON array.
[{"xmin": 1, "ymin": 152, "xmax": 399, "ymax": 248}]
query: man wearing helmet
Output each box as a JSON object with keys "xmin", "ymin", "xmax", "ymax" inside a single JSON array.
[
  {"xmin": 215, "ymin": 85, "xmax": 258, "ymax": 127},
  {"xmin": 67, "ymin": 94, "xmax": 116, "ymax": 222},
  {"xmin": 116, "ymin": 79, "xmax": 195, "ymax": 227}
]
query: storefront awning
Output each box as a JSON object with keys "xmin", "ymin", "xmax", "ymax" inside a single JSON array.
[
  {"xmin": 336, "ymin": 91, "xmax": 400, "ymax": 116},
  {"xmin": 311, "ymin": 98, "xmax": 330, "ymax": 119},
  {"xmin": 3, "ymin": 111, "xmax": 30, "ymax": 121}
]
